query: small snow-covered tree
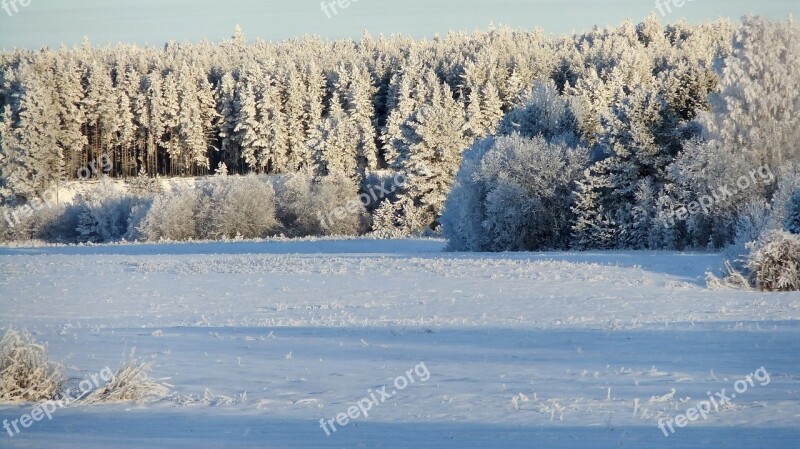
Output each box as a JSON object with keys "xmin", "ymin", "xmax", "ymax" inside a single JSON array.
[
  {"xmin": 396, "ymin": 81, "xmax": 469, "ymax": 231},
  {"xmin": 500, "ymin": 80, "xmax": 581, "ymax": 145}
]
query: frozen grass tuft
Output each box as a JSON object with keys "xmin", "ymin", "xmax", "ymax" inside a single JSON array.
[
  {"xmin": 83, "ymin": 354, "xmax": 170, "ymax": 404},
  {"xmin": 748, "ymin": 231, "xmax": 800, "ymax": 292},
  {"xmin": 0, "ymin": 328, "xmax": 63, "ymax": 403}
]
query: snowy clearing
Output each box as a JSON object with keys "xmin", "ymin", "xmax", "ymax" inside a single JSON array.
[{"xmin": 1, "ymin": 239, "xmax": 799, "ymax": 448}]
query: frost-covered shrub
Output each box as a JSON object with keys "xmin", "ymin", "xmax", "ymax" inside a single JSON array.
[
  {"xmin": 0, "ymin": 328, "xmax": 63, "ymax": 403},
  {"xmin": 723, "ymin": 200, "xmax": 774, "ymax": 268},
  {"xmin": 440, "ymin": 138, "xmax": 495, "ymax": 250},
  {"xmin": 0, "ymin": 200, "xmax": 81, "ymax": 243},
  {"xmin": 124, "ymin": 197, "xmax": 154, "ymax": 241},
  {"xmin": 442, "ymin": 134, "xmax": 587, "ymax": 251},
  {"xmin": 140, "ymin": 175, "xmax": 280, "ymax": 241},
  {"xmin": 275, "ymin": 173, "xmax": 314, "ymax": 235},
  {"xmin": 746, "ymin": 231, "xmax": 800, "ymax": 292},
  {"xmin": 75, "ymin": 191, "xmax": 136, "ymax": 243},
  {"xmin": 276, "ymin": 172, "xmax": 367, "ymax": 237},
  {"xmin": 140, "ymin": 186, "xmax": 203, "ymax": 241},
  {"xmin": 212, "ymin": 175, "xmax": 278, "ymax": 239},
  {"xmin": 786, "ymin": 189, "xmax": 800, "ymax": 234}
]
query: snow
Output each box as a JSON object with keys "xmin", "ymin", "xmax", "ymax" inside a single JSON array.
[{"xmin": 1, "ymin": 239, "xmax": 799, "ymax": 447}]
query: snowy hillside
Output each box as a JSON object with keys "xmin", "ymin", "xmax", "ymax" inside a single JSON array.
[{"xmin": 1, "ymin": 239, "xmax": 798, "ymax": 448}]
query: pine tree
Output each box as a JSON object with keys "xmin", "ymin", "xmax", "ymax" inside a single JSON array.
[
  {"xmin": 160, "ymin": 71, "xmax": 181, "ymax": 175},
  {"xmin": 308, "ymin": 94, "xmax": 360, "ymax": 181},
  {"xmin": 396, "ymin": 81, "xmax": 469, "ymax": 230},
  {"xmin": 52, "ymin": 56, "xmax": 87, "ymax": 180},
  {"xmin": 215, "ymin": 72, "xmax": 239, "ymax": 170},
  {"xmin": 345, "ymin": 65, "xmax": 379, "ymax": 171},
  {"xmin": 233, "ymin": 82, "xmax": 269, "ymax": 172},
  {"xmin": 3, "ymin": 72, "xmax": 63, "ymax": 200},
  {"xmin": 571, "ymin": 169, "xmax": 617, "ymax": 250},
  {"xmin": 257, "ymin": 76, "xmax": 289, "ymax": 172}
]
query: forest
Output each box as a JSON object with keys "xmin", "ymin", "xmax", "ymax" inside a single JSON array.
[{"xmin": 0, "ymin": 15, "xmax": 798, "ymax": 262}]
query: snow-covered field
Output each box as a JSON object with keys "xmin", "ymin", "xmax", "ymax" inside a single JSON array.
[{"xmin": 1, "ymin": 239, "xmax": 799, "ymax": 448}]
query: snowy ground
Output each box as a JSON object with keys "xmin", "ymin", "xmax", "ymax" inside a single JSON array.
[{"xmin": 1, "ymin": 239, "xmax": 799, "ymax": 448}]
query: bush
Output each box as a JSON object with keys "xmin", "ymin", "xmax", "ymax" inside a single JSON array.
[
  {"xmin": 276, "ymin": 172, "xmax": 368, "ymax": 237},
  {"xmin": 139, "ymin": 175, "xmax": 280, "ymax": 241},
  {"xmin": 75, "ymin": 192, "xmax": 136, "ymax": 244},
  {"xmin": 442, "ymin": 134, "xmax": 588, "ymax": 251},
  {"xmin": 140, "ymin": 185, "xmax": 203, "ymax": 241},
  {"xmin": 747, "ymin": 231, "xmax": 800, "ymax": 292},
  {"xmin": 212, "ymin": 175, "xmax": 279, "ymax": 239},
  {"xmin": 0, "ymin": 328, "xmax": 63, "ymax": 403}
]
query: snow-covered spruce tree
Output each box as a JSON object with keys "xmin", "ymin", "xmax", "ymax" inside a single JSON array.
[
  {"xmin": 392, "ymin": 80, "xmax": 469, "ymax": 233},
  {"xmin": 570, "ymin": 168, "xmax": 617, "ymax": 250},
  {"xmin": 175, "ymin": 66, "xmax": 209, "ymax": 173},
  {"xmin": 442, "ymin": 134, "xmax": 587, "ymax": 252},
  {"xmin": 52, "ymin": 56, "xmax": 88, "ymax": 180},
  {"xmin": 579, "ymin": 85, "xmax": 684, "ymax": 249},
  {"xmin": 381, "ymin": 58, "xmax": 422, "ymax": 168},
  {"xmin": 283, "ymin": 69, "xmax": 309, "ymax": 168},
  {"xmin": 500, "ymin": 80, "xmax": 581, "ymax": 145},
  {"xmin": 160, "ymin": 72, "xmax": 182, "ymax": 175},
  {"xmin": 136, "ymin": 73, "xmax": 166, "ymax": 176},
  {"xmin": 344, "ymin": 65, "xmax": 379, "ymax": 171},
  {"xmin": 233, "ymin": 70, "xmax": 270, "ymax": 173},
  {"xmin": 81, "ymin": 61, "xmax": 110, "ymax": 156},
  {"xmin": 215, "ymin": 72, "xmax": 240, "ymax": 171},
  {"xmin": 0, "ymin": 70, "xmax": 63, "ymax": 202},
  {"xmin": 255, "ymin": 75, "xmax": 289, "ymax": 173},
  {"xmin": 371, "ymin": 195, "xmax": 420, "ymax": 239},
  {"xmin": 308, "ymin": 94, "xmax": 360, "ymax": 183}
]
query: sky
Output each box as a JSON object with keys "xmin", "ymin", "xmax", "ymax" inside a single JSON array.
[{"xmin": 0, "ymin": 0, "xmax": 797, "ymax": 50}]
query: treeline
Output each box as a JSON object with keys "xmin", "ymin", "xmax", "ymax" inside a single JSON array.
[
  {"xmin": 1, "ymin": 17, "xmax": 730, "ymax": 196},
  {"xmin": 1, "ymin": 16, "xmax": 799, "ymax": 255}
]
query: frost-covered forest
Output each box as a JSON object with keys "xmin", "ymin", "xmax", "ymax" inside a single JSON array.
[{"xmin": 1, "ymin": 16, "xmax": 799, "ymax": 258}]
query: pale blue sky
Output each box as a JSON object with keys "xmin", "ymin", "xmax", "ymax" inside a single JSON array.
[{"xmin": 0, "ymin": 0, "xmax": 797, "ymax": 50}]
